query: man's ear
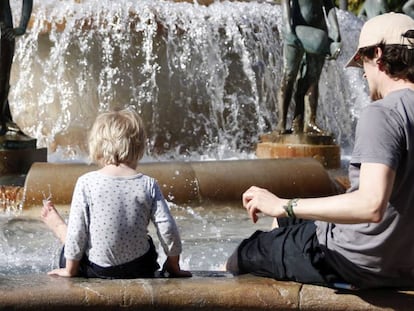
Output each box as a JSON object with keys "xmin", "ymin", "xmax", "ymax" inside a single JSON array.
[
  {"xmin": 375, "ymin": 46, "xmax": 383, "ymax": 58},
  {"xmin": 375, "ymin": 47, "xmax": 384, "ymax": 70},
  {"xmin": 374, "ymin": 47, "xmax": 382, "ymax": 65}
]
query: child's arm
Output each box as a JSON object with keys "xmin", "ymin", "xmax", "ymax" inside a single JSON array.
[
  {"xmin": 48, "ymin": 259, "xmax": 80, "ymax": 277},
  {"xmin": 163, "ymin": 255, "xmax": 192, "ymax": 278},
  {"xmin": 150, "ymin": 181, "xmax": 191, "ymax": 278}
]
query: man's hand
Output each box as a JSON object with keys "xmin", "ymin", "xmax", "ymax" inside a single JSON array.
[{"xmin": 242, "ymin": 186, "xmax": 287, "ymax": 223}]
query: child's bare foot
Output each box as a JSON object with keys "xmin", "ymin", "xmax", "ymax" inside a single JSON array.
[{"xmin": 41, "ymin": 200, "xmax": 67, "ymax": 244}]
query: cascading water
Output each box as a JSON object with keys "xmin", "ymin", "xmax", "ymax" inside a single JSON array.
[
  {"xmin": 10, "ymin": 0, "xmax": 368, "ymax": 162},
  {"xmin": 3, "ymin": 0, "xmax": 369, "ymax": 275}
]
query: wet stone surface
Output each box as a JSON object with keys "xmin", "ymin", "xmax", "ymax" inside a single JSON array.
[{"xmin": 0, "ymin": 274, "xmax": 414, "ymax": 310}]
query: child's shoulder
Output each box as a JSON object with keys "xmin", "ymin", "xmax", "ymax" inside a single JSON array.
[
  {"xmin": 77, "ymin": 170, "xmax": 157, "ymax": 185},
  {"xmin": 136, "ymin": 173, "xmax": 156, "ymax": 184},
  {"xmin": 80, "ymin": 170, "xmax": 100, "ymax": 179}
]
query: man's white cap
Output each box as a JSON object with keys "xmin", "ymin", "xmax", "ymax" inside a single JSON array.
[{"xmin": 346, "ymin": 13, "xmax": 414, "ymax": 67}]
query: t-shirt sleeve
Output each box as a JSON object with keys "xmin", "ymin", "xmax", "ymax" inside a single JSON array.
[
  {"xmin": 150, "ymin": 180, "xmax": 182, "ymax": 256},
  {"xmin": 64, "ymin": 178, "xmax": 90, "ymax": 261},
  {"xmin": 351, "ymin": 105, "xmax": 403, "ymax": 170}
]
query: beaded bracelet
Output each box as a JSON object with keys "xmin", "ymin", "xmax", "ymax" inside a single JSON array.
[{"xmin": 283, "ymin": 198, "xmax": 299, "ymax": 218}]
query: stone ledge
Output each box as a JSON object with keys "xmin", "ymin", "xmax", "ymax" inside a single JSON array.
[
  {"xmin": 0, "ymin": 148, "xmax": 47, "ymax": 176},
  {"xmin": 23, "ymin": 159, "xmax": 338, "ymax": 208},
  {"xmin": 1, "ymin": 272, "xmax": 414, "ymax": 310},
  {"xmin": 256, "ymin": 141, "xmax": 341, "ymax": 169}
]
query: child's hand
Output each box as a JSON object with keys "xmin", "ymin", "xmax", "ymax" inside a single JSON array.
[
  {"xmin": 41, "ymin": 199, "xmax": 54, "ymax": 219},
  {"xmin": 48, "ymin": 260, "xmax": 79, "ymax": 278},
  {"xmin": 162, "ymin": 256, "xmax": 192, "ymax": 278},
  {"xmin": 47, "ymin": 268, "xmax": 75, "ymax": 278}
]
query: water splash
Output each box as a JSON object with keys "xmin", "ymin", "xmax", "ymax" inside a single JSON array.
[
  {"xmin": 0, "ymin": 203, "xmax": 273, "ymax": 275},
  {"xmin": 0, "ymin": 186, "xmax": 24, "ymax": 215},
  {"xmin": 2, "ymin": 1, "xmax": 370, "ymax": 275},
  {"xmin": 10, "ymin": 1, "xmax": 368, "ymax": 161},
  {"xmin": 0, "ymin": 217, "xmax": 61, "ymax": 276}
]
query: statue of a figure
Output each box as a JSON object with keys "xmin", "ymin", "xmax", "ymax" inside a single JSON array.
[
  {"xmin": 403, "ymin": 0, "xmax": 414, "ymax": 19},
  {"xmin": 276, "ymin": 0, "xmax": 341, "ymax": 134},
  {"xmin": 0, "ymin": 0, "xmax": 33, "ymax": 136},
  {"xmin": 358, "ymin": 0, "xmax": 389, "ymax": 21}
]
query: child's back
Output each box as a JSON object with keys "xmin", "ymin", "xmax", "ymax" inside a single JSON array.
[{"xmin": 42, "ymin": 109, "xmax": 191, "ymax": 279}]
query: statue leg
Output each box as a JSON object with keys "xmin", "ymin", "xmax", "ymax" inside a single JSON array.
[
  {"xmin": 276, "ymin": 43, "xmax": 303, "ymax": 134},
  {"xmin": 302, "ymin": 54, "xmax": 325, "ymax": 134},
  {"xmin": 292, "ymin": 57, "xmax": 308, "ymax": 133}
]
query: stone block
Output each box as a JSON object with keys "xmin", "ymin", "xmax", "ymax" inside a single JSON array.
[
  {"xmin": 0, "ymin": 148, "xmax": 47, "ymax": 176},
  {"xmin": 256, "ymin": 133, "xmax": 341, "ymax": 169}
]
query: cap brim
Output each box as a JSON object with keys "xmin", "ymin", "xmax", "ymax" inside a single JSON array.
[{"xmin": 345, "ymin": 50, "xmax": 362, "ymax": 68}]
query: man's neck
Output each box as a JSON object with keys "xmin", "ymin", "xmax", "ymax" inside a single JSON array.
[{"xmin": 381, "ymin": 78, "xmax": 414, "ymax": 98}]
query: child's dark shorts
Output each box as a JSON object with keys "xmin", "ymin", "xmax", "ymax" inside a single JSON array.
[
  {"xmin": 236, "ymin": 218, "xmax": 343, "ymax": 286},
  {"xmin": 60, "ymin": 236, "xmax": 160, "ymax": 279}
]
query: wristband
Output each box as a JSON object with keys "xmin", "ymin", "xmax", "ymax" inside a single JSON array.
[{"xmin": 283, "ymin": 198, "xmax": 298, "ymax": 218}]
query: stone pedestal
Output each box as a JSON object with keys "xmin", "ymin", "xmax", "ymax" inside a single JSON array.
[
  {"xmin": 256, "ymin": 132, "xmax": 341, "ymax": 169},
  {"xmin": 0, "ymin": 133, "xmax": 47, "ymax": 183}
]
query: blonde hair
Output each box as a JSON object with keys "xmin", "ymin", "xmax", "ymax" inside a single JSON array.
[{"xmin": 88, "ymin": 109, "xmax": 146, "ymax": 166}]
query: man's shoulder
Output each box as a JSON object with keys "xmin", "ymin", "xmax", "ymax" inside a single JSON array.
[{"xmin": 364, "ymin": 89, "xmax": 414, "ymax": 110}]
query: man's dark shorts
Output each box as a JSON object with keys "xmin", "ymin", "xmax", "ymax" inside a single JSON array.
[{"xmin": 237, "ymin": 218, "xmax": 343, "ymax": 286}]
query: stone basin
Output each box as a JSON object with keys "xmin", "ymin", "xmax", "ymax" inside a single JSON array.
[{"xmin": 1, "ymin": 273, "xmax": 414, "ymax": 310}]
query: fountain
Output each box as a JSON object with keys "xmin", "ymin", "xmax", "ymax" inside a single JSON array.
[
  {"xmin": 9, "ymin": 0, "xmax": 368, "ymax": 161},
  {"xmin": 6, "ymin": 0, "xmax": 360, "ymax": 274},
  {"xmin": 3, "ymin": 1, "xmax": 406, "ymax": 311}
]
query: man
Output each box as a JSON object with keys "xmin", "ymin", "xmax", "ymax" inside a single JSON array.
[
  {"xmin": 227, "ymin": 13, "xmax": 414, "ymax": 289},
  {"xmin": 276, "ymin": 0, "xmax": 341, "ymax": 134},
  {"xmin": 0, "ymin": 0, "xmax": 33, "ymax": 136}
]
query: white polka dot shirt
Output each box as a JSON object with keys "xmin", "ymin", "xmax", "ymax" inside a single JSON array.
[{"xmin": 64, "ymin": 171, "xmax": 182, "ymax": 267}]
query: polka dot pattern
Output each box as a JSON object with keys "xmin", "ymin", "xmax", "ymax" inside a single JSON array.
[{"xmin": 64, "ymin": 171, "xmax": 182, "ymax": 267}]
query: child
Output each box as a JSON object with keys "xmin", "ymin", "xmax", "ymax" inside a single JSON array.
[{"xmin": 41, "ymin": 109, "xmax": 191, "ymax": 279}]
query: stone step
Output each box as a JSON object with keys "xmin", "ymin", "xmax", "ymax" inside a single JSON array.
[{"xmin": 0, "ymin": 273, "xmax": 413, "ymax": 310}]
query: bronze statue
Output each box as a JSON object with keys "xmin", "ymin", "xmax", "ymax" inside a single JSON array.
[
  {"xmin": 358, "ymin": 0, "xmax": 389, "ymax": 20},
  {"xmin": 0, "ymin": 0, "xmax": 33, "ymax": 136},
  {"xmin": 403, "ymin": 0, "xmax": 414, "ymax": 19},
  {"xmin": 276, "ymin": 0, "xmax": 341, "ymax": 134}
]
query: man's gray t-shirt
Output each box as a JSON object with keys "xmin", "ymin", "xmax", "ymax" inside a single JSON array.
[
  {"xmin": 316, "ymin": 89, "xmax": 414, "ymax": 288},
  {"xmin": 64, "ymin": 171, "xmax": 182, "ymax": 267}
]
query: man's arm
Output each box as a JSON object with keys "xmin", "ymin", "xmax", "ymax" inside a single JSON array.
[
  {"xmin": 243, "ymin": 162, "xmax": 395, "ymax": 224},
  {"xmin": 294, "ymin": 163, "xmax": 394, "ymax": 223}
]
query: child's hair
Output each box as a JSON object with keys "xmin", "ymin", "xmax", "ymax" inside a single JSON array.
[{"xmin": 88, "ymin": 109, "xmax": 147, "ymax": 166}]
